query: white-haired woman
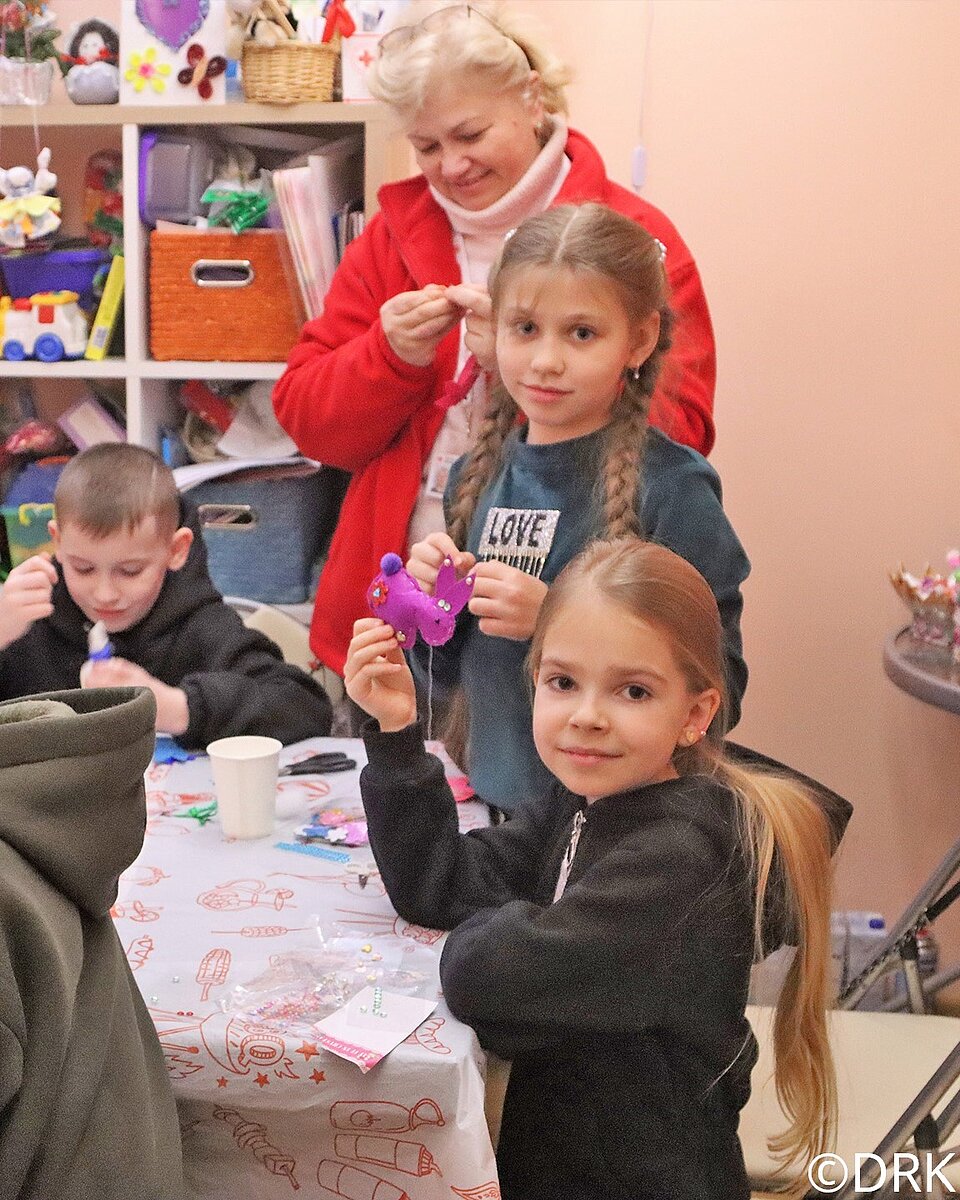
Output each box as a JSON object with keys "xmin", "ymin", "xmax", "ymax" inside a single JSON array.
[{"xmin": 273, "ymin": 1, "xmax": 716, "ymax": 682}]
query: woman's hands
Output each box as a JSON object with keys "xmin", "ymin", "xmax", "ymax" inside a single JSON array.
[
  {"xmin": 345, "ymin": 618, "xmax": 418, "ymax": 733},
  {"xmin": 380, "ymin": 283, "xmax": 495, "ymax": 373},
  {"xmin": 445, "ymin": 283, "xmax": 495, "ymax": 373},
  {"xmin": 380, "ymin": 284, "xmax": 462, "ymax": 367}
]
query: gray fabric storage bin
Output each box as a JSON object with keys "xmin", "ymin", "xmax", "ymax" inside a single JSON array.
[{"xmin": 186, "ymin": 464, "xmax": 347, "ymax": 604}]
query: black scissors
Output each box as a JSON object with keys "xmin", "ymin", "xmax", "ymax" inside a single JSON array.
[{"xmin": 279, "ymin": 751, "xmax": 357, "ymax": 776}]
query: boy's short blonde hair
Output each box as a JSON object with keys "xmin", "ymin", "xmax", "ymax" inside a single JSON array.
[{"xmin": 54, "ymin": 444, "xmax": 181, "ymax": 540}]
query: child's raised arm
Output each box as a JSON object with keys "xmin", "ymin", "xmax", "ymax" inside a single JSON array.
[
  {"xmin": 0, "ymin": 554, "xmax": 57, "ymax": 649},
  {"xmin": 345, "ymin": 618, "xmax": 417, "ymax": 733}
]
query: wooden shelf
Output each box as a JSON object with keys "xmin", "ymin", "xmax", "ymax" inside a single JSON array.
[
  {"xmin": 140, "ymin": 360, "xmax": 286, "ymax": 381},
  {"xmin": 0, "ymin": 357, "xmax": 128, "ymax": 378},
  {"xmin": 0, "ymin": 100, "xmax": 387, "ymax": 128}
]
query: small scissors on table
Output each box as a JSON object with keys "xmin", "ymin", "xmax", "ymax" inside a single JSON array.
[{"xmin": 279, "ymin": 750, "xmax": 357, "ymax": 776}]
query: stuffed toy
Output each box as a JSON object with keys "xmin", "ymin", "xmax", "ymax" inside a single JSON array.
[{"xmin": 366, "ymin": 553, "xmax": 475, "ymax": 649}]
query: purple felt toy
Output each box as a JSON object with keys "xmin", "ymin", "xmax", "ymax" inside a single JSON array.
[{"xmin": 366, "ymin": 552, "xmax": 474, "ymax": 648}]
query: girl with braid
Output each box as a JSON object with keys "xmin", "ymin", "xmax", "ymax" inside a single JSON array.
[{"xmin": 407, "ymin": 202, "xmax": 750, "ymax": 815}]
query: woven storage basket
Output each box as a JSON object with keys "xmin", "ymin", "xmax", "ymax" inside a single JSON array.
[
  {"xmin": 241, "ymin": 38, "xmax": 338, "ymax": 104},
  {"xmin": 150, "ymin": 229, "xmax": 302, "ymax": 362}
]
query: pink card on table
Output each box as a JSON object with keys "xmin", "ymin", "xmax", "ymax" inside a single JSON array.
[{"xmin": 315, "ymin": 987, "xmax": 438, "ymax": 1073}]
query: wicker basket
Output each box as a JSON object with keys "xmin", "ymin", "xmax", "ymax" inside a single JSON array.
[
  {"xmin": 241, "ymin": 39, "xmax": 338, "ymax": 104},
  {"xmin": 149, "ymin": 229, "xmax": 303, "ymax": 362}
]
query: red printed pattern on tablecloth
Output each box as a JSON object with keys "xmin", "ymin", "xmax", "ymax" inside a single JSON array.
[
  {"xmin": 132, "ymin": 762, "xmax": 498, "ymax": 1198},
  {"xmin": 152, "ymin": 1008, "xmax": 299, "ymax": 1082},
  {"xmin": 214, "ymin": 1106, "xmax": 300, "ymax": 1191},
  {"xmin": 197, "ymin": 878, "xmax": 295, "ymax": 913}
]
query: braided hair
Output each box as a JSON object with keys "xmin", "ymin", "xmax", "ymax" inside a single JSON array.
[{"xmin": 447, "ymin": 202, "xmax": 673, "ymax": 550}]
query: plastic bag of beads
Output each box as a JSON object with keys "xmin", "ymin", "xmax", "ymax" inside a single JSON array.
[{"xmin": 222, "ymin": 936, "xmax": 439, "ymax": 1033}]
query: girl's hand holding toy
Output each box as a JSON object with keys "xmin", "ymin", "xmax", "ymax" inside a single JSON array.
[
  {"xmin": 380, "ymin": 284, "xmax": 462, "ymax": 368},
  {"xmin": 344, "ymin": 618, "xmax": 418, "ymax": 734},
  {"xmin": 468, "ymin": 559, "xmax": 549, "ymax": 641},
  {"xmin": 405, "ymin": 532, "xmax": 476, "ymax": 595},
  {"xmin": 406, "ymin": 533, "xmax": 546, "ymax": 640},
  {"xmin": 0, "ymin": 553, "xmax": 56, "ymax": 649}
]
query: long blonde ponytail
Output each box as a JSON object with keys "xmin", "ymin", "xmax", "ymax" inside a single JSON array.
[{"xmin": 718, "ymin": 755, "xmax": 838, "ymax": 1188}]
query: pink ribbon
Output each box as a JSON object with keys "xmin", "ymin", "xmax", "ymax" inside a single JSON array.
[{"xmin": 436, "ymin": 354, "xmax": 482, "ymax": 411}]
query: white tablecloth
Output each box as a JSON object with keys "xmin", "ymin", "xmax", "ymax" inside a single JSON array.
[{"xmin": 119, "ymin": 738, "xmax": 501, "ymax": 1200}]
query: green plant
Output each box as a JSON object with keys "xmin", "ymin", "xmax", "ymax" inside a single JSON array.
[{"xmin": 0, "ymin": 1, "xmax": 62, "ymax": 65}]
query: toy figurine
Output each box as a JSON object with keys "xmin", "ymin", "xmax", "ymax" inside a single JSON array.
[
  {"xmin": 0, "ymin": 148, "xmax": 60, "ymax": 249},
  {"xmin": 0, "ymin": 291, "xmax": 90, "ymax": 362},
  {"xmin": 227, "ymin": 0, "xmax": 297, "ymax": 50},
  {"xmin": 61, "ymin": 18, "xmax": 120, "ymax": 104},
  {"xmin": 366, "ymin": 552, "xmax": 474, "ymax": 649}
]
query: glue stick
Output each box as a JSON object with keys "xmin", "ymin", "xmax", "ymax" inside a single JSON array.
[
  {"xmin": 80, "ymin": 620, "xmax": 113, "ymax": 686},
  {"xmin": 87, "ymin": 620, "xmax": 113, "ymax": 662}
]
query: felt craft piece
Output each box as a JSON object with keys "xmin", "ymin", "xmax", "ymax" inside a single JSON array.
[
  {"xmin": 136, "ymin": 0, "xmax": 209, "ymax": 51},
  {"xmin": 366, "ymin": 553, "xmax": 474, "ymax": 649},
  {"xmin": 122, "ymin": 0, "xmax": 226, "ymax": 105}
]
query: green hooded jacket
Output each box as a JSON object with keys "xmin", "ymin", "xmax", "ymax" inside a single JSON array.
[{"xmin": 0, "ymin": 687, "xmax": 183, "ymax": 1200}]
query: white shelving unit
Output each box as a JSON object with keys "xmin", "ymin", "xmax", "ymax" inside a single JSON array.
[{"xmin": 0, "ymin": 100, "xmax": 401, "ymax": 448}]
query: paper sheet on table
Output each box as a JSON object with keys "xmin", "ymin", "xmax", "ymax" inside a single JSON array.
[{"xmin": 315, "ymin": 987, "xmax": 439, "ymax": 1072}]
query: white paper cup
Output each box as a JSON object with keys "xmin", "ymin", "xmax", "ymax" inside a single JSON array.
[{"xmin": 207, "ymin": 735, "xmax": 282, "ymax": 839}]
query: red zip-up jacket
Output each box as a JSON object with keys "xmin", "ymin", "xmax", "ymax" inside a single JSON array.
[{"xmin": 273, "ymin": 128, "xmax": 716, "ymax": 674}]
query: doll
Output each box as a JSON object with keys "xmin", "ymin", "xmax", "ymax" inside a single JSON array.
[
  {"xmin": 61, "ymin": 18, "xmax": 120, "ymax": 104},
  {"xmin": 0, "ymin": 148, "xmax": 61, "ymax": 249}
]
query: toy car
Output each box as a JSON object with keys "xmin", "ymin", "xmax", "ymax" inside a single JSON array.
[{"xmin": 0, "ymin": 290, "xmax": 89, "ymax": 361}]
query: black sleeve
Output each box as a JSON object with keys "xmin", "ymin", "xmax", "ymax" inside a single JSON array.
[
  {"xmin": 439, "ymin": 815, "xmax": 752, "ymax": 1060},
  {"xmin": 360, "ymin": 721, "xmax": 561, "ymax": 929},
  {"xmin": 177, "ymin": 604, "xmax": 333, "ymax": 748}
]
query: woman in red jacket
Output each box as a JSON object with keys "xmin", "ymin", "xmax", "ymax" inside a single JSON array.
[{"xmin": 273, "ymin": 1, "xmax": 716, "ymax": 679}]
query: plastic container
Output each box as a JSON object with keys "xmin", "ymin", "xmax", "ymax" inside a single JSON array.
[
  {"xmin": 833, "ymin": 910, "xmax": 891, "ymax": 1009},
  {"xmin": 1, "ymin": 503, "xmax": 56, "ymax": 567},
  {"xmin": 0, "ymin": 243, "xmax": 111, "ymax": 312}
]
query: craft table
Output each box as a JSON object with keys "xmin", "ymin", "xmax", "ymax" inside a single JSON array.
[
  {"xmin": 118, "ymin": 738, "xmax": 500, "ymax": 1200},
  {"xmin": 883, "ymin": 628, "xmax": 960, "ymax": 716}
]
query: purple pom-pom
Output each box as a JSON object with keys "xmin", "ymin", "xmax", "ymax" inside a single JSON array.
[{"xmin": 380, "ymin": 552, "xmax": 403, "ymax": 576}]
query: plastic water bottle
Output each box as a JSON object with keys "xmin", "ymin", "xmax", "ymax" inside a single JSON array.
[{"xmin": 832, "ymin": 911, "xmax": 890, "ymax": 1008}]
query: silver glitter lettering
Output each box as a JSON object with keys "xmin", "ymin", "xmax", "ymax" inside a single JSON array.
[{"xmin": 478, "ymin": 508, "xmax": 560, "ymax": 576}]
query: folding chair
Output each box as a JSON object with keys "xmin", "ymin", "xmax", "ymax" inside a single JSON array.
[
  {"xmin": 742, "ymin": 1006, "xmax": 960, "ymax": 1199},
  {"xmin": 837, "ymin": 832, "xmax": 960, "ymax": 1016},
  {"xmin": 224, "ymin": 595, "xmax": 344, "ymax": 705}
]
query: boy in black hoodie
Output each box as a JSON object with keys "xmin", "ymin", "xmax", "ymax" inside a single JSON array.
[{"xmin": 0, "ymin": 443, "xmax": 332, "ymax": 747}]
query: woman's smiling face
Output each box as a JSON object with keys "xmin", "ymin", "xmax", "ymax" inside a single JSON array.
[{"xmin": 403, "ymin": 72, "xmax": 543, "ymax": 210}]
